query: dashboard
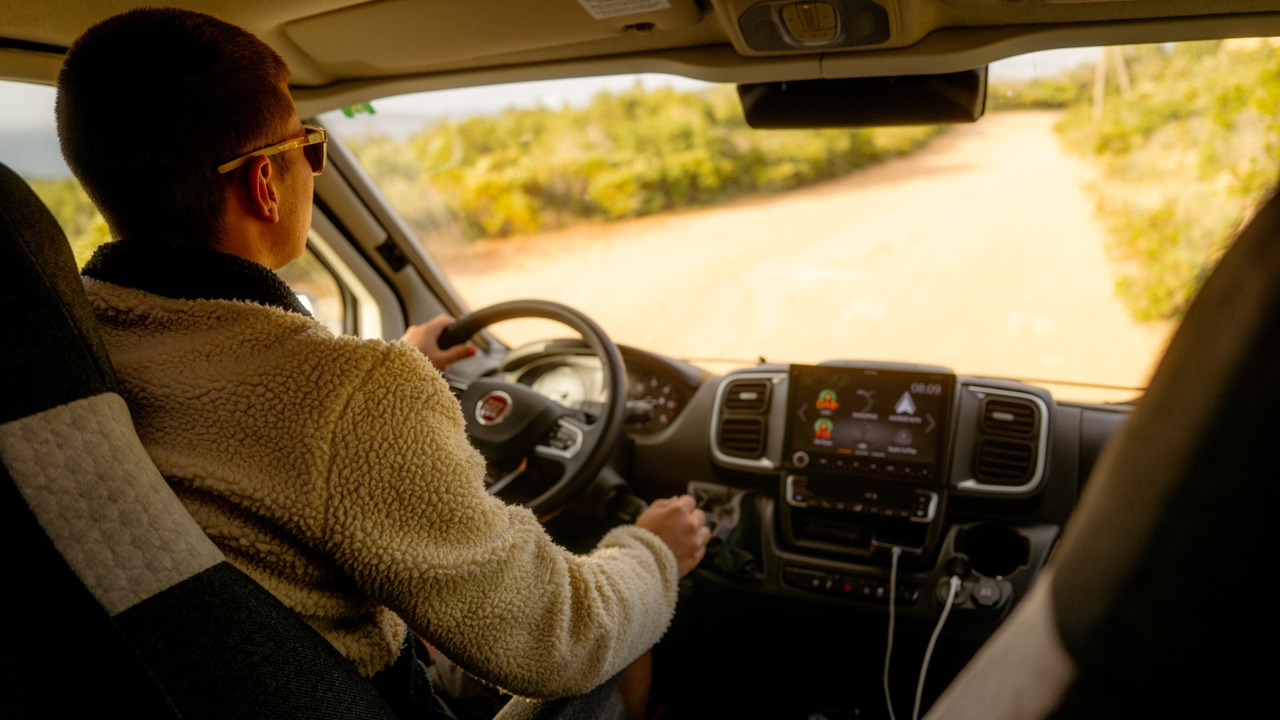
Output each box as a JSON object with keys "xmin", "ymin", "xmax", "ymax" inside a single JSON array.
[
  {"xmin": 503, "ymin": 341, "xmax": 1132, "ymax": 641},
  {"xmin": 502, "ymin": 339, "xmax": 705, "ymax": 435}
]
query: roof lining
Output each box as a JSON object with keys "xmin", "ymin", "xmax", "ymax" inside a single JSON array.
[
  {"xmin": 291, "ymin": 11, "xmax": 1280, "ymax": 117},
  {"xmin": 3, "ymin": 11, "xmax": 1278, "ymax": 115},
  {"xmin": 0, "ymin": 37, "xmax": 67, "ymax": 56}
]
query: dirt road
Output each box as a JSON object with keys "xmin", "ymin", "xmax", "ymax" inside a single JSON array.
[{"xmin": 439, "ymin": 111, "xmax": 1173, "ymax": 402}]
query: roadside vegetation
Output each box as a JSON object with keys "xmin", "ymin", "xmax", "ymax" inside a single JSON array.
[
  {"xmin": 346, "ymin": 83, "xmax": 942, "ymax": 242},
  {"xmin": 28, "ymin": 177, "xmax": 109, "ymax": 267},
  {"xmin": 990, "ymin": 40, "xmax": 1280, "ymax": 322},
  {"xmin": 27, "ymin": 82, "xmax": 943, "ymax": 267}
]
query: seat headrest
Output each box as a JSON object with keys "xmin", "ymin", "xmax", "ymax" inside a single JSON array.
[
  {"xmin": 1049, "ymin": 187, "xmax": 1280, "ymax": 711},
  {"xmin": 0, "ymin": 162, "xmax": 117, "ymax": 424}
]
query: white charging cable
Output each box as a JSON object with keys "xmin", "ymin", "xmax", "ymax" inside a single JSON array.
[
  {"xmin": 883, "ymin": 546, "xmax": 903, "ymax": 720},
  {"xmin": 914, "ymin": 575, "xmax": 962, "ymax": 720}
]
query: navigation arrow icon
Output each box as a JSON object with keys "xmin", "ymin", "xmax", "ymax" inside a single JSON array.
[
  {"xmin": 894, "ymin": 391, "xmax": 917, "ymax": 415},
  {"xmin": 924, "ymin": 413, "xmax": 936, "ymax": 434}
]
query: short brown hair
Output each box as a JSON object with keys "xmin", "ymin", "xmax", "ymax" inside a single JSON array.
[{"xmin": 57, "ymin": 8, "xmax": 295, "ymax": 248}]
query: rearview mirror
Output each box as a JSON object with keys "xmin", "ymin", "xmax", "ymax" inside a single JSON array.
[{"xmin": 737, "ymin": 68, "xmax": 987, "ymax": 128}]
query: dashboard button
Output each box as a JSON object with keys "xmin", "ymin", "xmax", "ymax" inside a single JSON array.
[
  {"xmin": 783, "ymin": 566, "xmax": 825, "ymax": 590},
  {"xmin": 974, "ymin": 578, "xmax": 1002, "ymax": 608},
  {"xmin": 792, "ymin": 451, "xmax": 810, "ymax": 468},
  {"xmin": 913, "ymin": 494, "xmax": 933, "ymax": 519},
  {"xmin": 835, "ymin": 576, "xmax": 860, "ymax": 596},
  {"xmin": 872, "ymin": 582, "xmax": 888, "ymax": 600}
]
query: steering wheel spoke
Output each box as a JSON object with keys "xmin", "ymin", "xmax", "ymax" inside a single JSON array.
[
  {"xmin": 442, "ymin": 370, "xmax": 471, "ymax": 399},
  {"xmin": 439, "ymin": 300, "xmax": 626, "ymax": 517}
]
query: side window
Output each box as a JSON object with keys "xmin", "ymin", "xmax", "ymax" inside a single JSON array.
[
  {"xmin": 278, "ymin": 245, "xmax": 355, "ymax": 336},
  {"xmin": 0, "ymin": 79, "xmax": 111, "ymax": 265},
  {"xmin": 0, "ymin": 80, "xmax": 376, "ymax": 338}
]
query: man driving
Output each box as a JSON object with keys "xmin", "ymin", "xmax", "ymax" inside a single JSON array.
[{"xmin": 58, "ymin": 7, "xmax": 709, "ymax": 718}]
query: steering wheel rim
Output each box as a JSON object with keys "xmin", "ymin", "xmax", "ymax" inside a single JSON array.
[{"xmin": 439, "ymin": 299, "xmax": 627, "ymax": 517}]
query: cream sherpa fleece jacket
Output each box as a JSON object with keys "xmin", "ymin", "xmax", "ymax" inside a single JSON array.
[{"xmin": 81, "ymin": 276, "xmax": 679, "ymax": 699}]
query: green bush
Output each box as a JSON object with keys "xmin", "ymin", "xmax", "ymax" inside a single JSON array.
[
  {"xmin": 987, "ymin": 72, "xmax": 1090, "ymax": 111},
  {"xmin": 1054, "ymin": 41, "xmax": 1280, "ymax": 321},
  {"xmin": 28, "ymin": 177, "xmax": 110, "ymax": 267},
  {"xmin": 346, "ymin": 83, "xmax": 944, "ymax": 241}
]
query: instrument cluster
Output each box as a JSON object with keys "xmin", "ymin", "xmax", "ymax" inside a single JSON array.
[{"xmin": 505, "ymin": 341, "xmax": 696, "ymax": 435}]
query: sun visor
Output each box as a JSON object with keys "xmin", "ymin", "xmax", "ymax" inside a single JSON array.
[
  {"xmin": 285, "ymin": 0, "xmax": 703, "ymax": 72},
  {"xmin": 738, "ymin": 68, "xmax": 987, "ymax": 128}
]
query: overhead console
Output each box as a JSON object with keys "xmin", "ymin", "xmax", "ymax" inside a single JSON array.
[{"xmin": 734, "ymin": 0, "xmax": 893, "ymax": 52}]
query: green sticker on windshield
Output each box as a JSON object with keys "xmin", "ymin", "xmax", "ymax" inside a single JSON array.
[{"xmin": 340, "ymin": 102, "xmax": 376, "ymax": 118}]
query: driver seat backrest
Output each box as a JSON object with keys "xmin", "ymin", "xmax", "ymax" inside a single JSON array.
[
  {"xmin": 926, "ymin": 187, "xmax": 1280, "ymax": 718},
  {"xmin": 0, "ymin": 161, "xmax": 399, "ymax": 719}
]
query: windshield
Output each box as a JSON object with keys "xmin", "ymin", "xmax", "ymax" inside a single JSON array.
[
  {"xmin": 321, "ymin": 41, "xmax": 1278, "ymax": 402},
  {"xmin": 6, "ymin": 41, "xmax": 1270, "ymax": 405}
]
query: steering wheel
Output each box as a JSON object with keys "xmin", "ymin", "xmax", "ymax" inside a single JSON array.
[{"xmin": 437, "ymin": 300, "xmax": 626, "ymax": 518}]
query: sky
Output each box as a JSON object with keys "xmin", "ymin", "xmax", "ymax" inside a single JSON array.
[{"xmin": 1, "ymin": 46, "xmax": 1103, "ymax": 177}]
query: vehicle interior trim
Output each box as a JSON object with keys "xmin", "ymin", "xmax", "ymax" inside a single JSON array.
[
  {"xmin": 821, "ymin": 12, "xmax": 1280, "ymax": 78},
  {"xmin": 709, "ymin": 371, "xmax": 788, "ymax": 471},
  {"xmin": 5, "ymin": 12, "xmax": 1280, "ymax": 105},
  {"xmin": 911, "ymin": 490, "xmax": 938, "ymax": 524},
  {"xmin": 306, "ymin": 217, "xmax": 391, "ymax": 340},
  {"xmin": 535, "ymin": 418, "xmax": 585, "ymax": 460},
  {"xmin": 292, "ymin": 11, "xmax": 1280, "ymax": 116},
  {"xmin": 318, "ymin": 122, "xmax": 471, "ymax": 318},
  {"xmin": 956, "ymin": 385, "xmax": 1051, "ymax": 495}
]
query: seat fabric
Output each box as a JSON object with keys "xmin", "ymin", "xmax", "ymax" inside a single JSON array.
[
  {"xmin": 927, "ymin": 188, "xmax": 1280, "ymax": 718},
  {"xmin": 0, "ymin": 161, "xmax": 399, "ymax": 719}
]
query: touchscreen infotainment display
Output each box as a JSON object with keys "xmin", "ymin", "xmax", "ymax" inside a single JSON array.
[{"xmin": 784, "ymin": 365, "xmax": 955, "ymax": 482}]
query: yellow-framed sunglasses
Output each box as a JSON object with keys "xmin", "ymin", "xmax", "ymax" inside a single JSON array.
[{"xmin": 217, "ymin": 124, "xmax": 327, "ymax": 176}]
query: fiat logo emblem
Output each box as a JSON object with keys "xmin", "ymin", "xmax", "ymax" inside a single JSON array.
[{"xmin": 475, "ymin": 391, "xmax": 513, "ymax": 426}]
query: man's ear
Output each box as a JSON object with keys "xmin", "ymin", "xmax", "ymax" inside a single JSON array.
[{"xmin": 245, "ymin": 155, "xmax": 280, "ymax": 223}]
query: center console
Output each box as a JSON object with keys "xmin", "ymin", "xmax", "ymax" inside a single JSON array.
[
  {"xmin": 780, "ymin": 363, "xmax": 955, "ymax": 560},
  {"xmin": 697, "ymin": 359, "xmax": 1074, "ymax": 628}
]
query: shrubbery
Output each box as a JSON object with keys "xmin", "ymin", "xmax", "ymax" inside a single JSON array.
[
  {"xmin": 29, "ymin": 177, "xmax": 109, "ymax": 267},
  {"xmin": 987, "ymin": 71, "xmax": 1090, "ymax": 111},
  {"xmin": 1054, "ymin": 41, "xmax": 1280, "ymax": 321},
  {"xmin": 346, "ymin": 83, "xmax": 943, "ymax": 241}
]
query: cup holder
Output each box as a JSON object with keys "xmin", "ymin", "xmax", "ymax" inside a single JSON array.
[{"xmin": 958, "ymin": 523, "xmax": 1029, "ymax": 578}]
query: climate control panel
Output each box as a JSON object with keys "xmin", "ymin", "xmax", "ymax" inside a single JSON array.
[{"xmin": 786, "ymin": 475, "xmax": 937, "ymax": 523}]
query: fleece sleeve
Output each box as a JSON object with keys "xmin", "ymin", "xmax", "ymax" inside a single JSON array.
[{"xmin": 320, "ymin": 342, "xmax": 679, "ymax": 700}]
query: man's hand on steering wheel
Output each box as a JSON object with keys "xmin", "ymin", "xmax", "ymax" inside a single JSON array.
[
  {"xmin": 402, "ymin": 314, "xmax": 477, "ymax": 371},
  {"xmin": 423, "ymin": 300, "xmax": 628, "ymax": 519}
]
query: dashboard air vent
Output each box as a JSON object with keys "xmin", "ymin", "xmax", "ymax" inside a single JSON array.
[
  {"xmin": 973, "ymin": 438, "xmax": 1035, "ymax": 484},
  {"xmin": 719, "ymin": 417, "xmax": 765, "ymax": 457},
  {"xmin": 724, "ymin": 381, "xmax": 771, "ymax": 412},
  {"xmin": 981, "ymin": 398, "xmax": 1037, "ymax": 437}
]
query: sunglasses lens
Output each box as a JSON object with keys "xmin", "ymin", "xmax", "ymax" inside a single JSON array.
[{"xmin": 303, "ymin": 139, "xmax": 326, "ymax": 175}]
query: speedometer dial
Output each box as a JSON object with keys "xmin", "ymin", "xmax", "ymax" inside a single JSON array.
[{"xmin": 531, "ymin": 365, "xmax": 588, "ymax": 407}]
